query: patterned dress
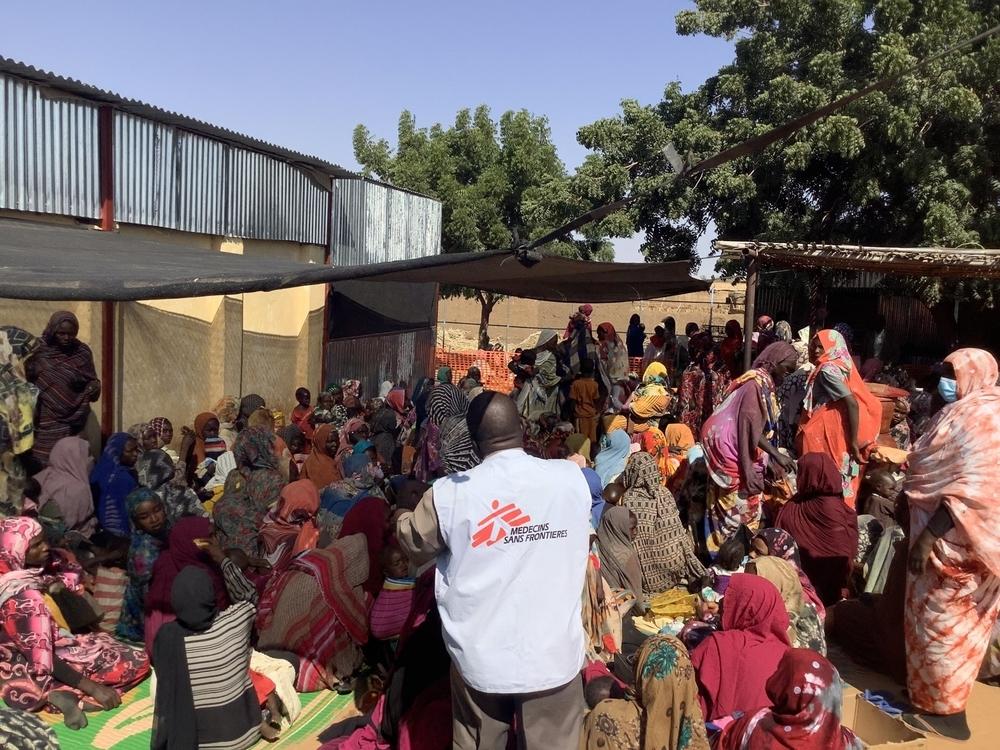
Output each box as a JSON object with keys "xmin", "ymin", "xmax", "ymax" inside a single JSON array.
[
  {"xmin": 621, "ymin": 453, "xmax": 705, "ymax": 594},
  {"xmin": 903, "ymin": 348, "xmax": 1000, "ymax": 714}
]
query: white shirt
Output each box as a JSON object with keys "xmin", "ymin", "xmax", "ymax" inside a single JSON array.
[{"xmin": 430, "ymin": 449, "xmax": 590, "ymax": 693}]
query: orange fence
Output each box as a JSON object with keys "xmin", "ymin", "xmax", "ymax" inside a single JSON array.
[{"xmin": 433, "ymin": 348, "xmax": 647, "ymax": 392}]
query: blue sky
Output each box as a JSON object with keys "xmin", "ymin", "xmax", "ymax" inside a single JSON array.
[{"xmin": 1, "ymin": 0, "xmax": 733, "ymax": 263}]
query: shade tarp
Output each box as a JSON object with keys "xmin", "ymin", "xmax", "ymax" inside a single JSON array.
[
  {"xmin": 715, "ymin": 240, "xmax": 1000, "ymax": 279},
  {"xmin": 0, "ymin": 217, "xmax": 709, "ymax": 302}
]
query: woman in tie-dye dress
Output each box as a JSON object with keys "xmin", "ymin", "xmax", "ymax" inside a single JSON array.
[{"xmin": 903, "ymin": 348, "xmax": 1000, "ymax": 740}]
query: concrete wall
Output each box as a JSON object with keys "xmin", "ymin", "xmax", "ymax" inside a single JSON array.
[
  {"xmin": 0, "ymin": 212, "xmax": 327, "ymax": 449},
  {"xmin": 436, "ymin": 282, "xmax": 747, "ymax": 351}
]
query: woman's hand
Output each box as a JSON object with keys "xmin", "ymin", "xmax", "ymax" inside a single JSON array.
[
  {"xmin": 908, "ymin": 529, "xmax": 936, "ymax": 575},
  {"xmin": 849, "ymin": 440, "xmax": 865, "ymax": 464},
  {"xmin": 81, "ymin": 679, "xmax": 121, "ymax": 710},
  {"xmin": 772, "ymin": 452, "xmax": 795, "ymax": 473}
]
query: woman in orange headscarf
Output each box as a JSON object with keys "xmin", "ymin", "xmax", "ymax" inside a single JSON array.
[
  {"xmin": 299, "ymin": 423, "xmax": 342, "ymax": 491},
  {"xmin": 796, "ymin": 330, "xmax": 881, "ymax": 508},
  {"xmin": 259, "ymin": 479, "xmax": 321, "ymax": 571}
]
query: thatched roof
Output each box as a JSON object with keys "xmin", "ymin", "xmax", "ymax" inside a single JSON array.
[{"xmin": 714, "ymin": 240, "xmax": 1000, "ymax": 279}]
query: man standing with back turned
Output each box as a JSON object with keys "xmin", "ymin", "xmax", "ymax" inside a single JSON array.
[{"xmin": 396, "ymin": 391, "xmax": 590, "ymax": 749}]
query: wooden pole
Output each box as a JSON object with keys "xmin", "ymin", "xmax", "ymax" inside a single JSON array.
[{"xmin": 743, "ymin": 251, "xmax": 759, "ymax": 372}]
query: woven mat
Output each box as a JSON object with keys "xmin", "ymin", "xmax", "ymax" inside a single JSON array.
[{"xmin": 33, "ymin": 680, "xmax": 357, "ymax": 750}]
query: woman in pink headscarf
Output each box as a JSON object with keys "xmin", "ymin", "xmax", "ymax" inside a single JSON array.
[
  {"xmin": 902, "ymin": 348, "xmax": 1000, "ymax": 740},
  {"xmin": 0, "ymin": 517, "xmax": 149, "ymax": 727}
]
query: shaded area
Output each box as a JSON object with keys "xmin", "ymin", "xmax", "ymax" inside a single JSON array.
[{"xmin": 0, "ymin": 217, "xmax": 708, "ymax": 302}]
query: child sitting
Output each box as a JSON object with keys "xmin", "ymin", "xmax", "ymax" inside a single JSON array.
[{"xmin": 370, "ymin": 546, "xmax": 417, "ymax": 644}]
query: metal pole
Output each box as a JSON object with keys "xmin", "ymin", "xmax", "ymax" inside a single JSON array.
[
  {"xmin": 742, "ymin": 251, "xmax": 759, "ymax": 372},
  {"xmin": 98, "ymin": 106, "xmax": 116, "ymax": 439}
]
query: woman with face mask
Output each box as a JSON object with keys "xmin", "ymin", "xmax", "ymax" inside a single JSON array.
[{"xmin": 901, "ymin": 349, "xmax": 1000, "ymax": 741}]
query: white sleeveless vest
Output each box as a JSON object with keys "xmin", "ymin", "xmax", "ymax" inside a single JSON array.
[{"xmin": 432, "ymin": 449, "xmax": 590, "ymax": 693}]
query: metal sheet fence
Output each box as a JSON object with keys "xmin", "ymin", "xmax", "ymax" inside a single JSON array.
[
  {"xmin": 325, "ymin": 329, "xmax": 436, "ymax": 396},
  {"xmin": 0, "ymin": 73, "xmax": 100, "ymax": 218}
]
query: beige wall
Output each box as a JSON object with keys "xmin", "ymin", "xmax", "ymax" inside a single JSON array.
[
  {"xmin": 0, "ymin": 213, "xmax": 328, "ymax": 449},
  {"xmin": 436, "ymin": 282, "xmax": 747, "ymax": 351}
]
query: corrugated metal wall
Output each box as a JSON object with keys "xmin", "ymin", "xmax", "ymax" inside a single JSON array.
[
  {"xmin": 331, "ymin": 178, "xmax": 442, "ymax": 265},
  {"xmin": 325, "ymin": 329, "xmax": 436, "ymax": 396},
  {"xmin": 0, "ymin": 73, "xmax": 100, "ymax": 218},
  {"xmin": 227, "ymin": 148, "xmax": 326, "ymax": 245},
  {"xmin": 113, "ymin": 111, "xmax": 326, "ymax": 243}
]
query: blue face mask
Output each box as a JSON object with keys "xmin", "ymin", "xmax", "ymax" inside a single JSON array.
[{"xmin": 938, "ymin": 377, "xmax": 958, "ymax": 403}]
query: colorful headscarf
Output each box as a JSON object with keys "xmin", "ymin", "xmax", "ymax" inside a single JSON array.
[
  {"xmin": 717, "ymin": 649, "xmax": 861, "ymax": 750},
  {"xmin": 259, "ymin": 479, "xmax": 321, "ymax": 571},
  {"xmin": 634, "ymin": 636, "xmax": 710, "ymax": 750},
  {"xmin": 0, "ymin": 517, "xmax": 45, "ymax": 606},
  {"xmin": 148, "ymin": 417, "xmax": 172, "ymax": 447}
]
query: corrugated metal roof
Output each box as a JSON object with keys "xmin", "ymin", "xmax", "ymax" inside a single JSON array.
[
  {"xmin": 0, "ymin": 55, "xmax": 358, "ymax": 181},
  {"xmin": 0, "ymin": 72, "xmax": 100, "ymax": 218}
]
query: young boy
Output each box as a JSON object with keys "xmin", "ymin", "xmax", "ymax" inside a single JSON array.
[
  {"xmin": 291, "ymin": 387, "xmax": 314, "ymax": 440},
  {"xmin": 570, "ymin": 358, "xmax": 600, "ymax": 445}
]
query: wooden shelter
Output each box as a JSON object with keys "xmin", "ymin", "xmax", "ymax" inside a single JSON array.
[{"xmin": 714, "ymin": 240, "xmax": 1000, "ymax": 368}]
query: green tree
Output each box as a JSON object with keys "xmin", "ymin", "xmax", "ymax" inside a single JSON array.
[
  {"xmin": 579, "ymin": 0, "xmax": 1000, "ymax": 304},
  {"xmin": 354, "ymin": 107, "xmax": 621, "ymax": 349}
]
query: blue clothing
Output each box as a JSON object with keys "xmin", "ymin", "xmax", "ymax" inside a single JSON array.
[
  {"xmin": 91, "ymin": 432, "xmax": 137, "ymax": 538},
  {"xmin": 582, "ymin": 468, "xmax": 606, "ymax": 529},
  {"xmin": 594, "ymin": 430, "xmax": 631, "ymax": 488}
]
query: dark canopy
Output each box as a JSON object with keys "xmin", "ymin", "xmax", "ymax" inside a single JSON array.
[{"xmin": 0, "ymin": 217, "xmax": 710, "ymax": 302}]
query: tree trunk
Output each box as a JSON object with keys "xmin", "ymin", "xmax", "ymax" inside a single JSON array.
[{"xmin": 477, "ymin": 292, "xmax": 498, "ymax": 350}]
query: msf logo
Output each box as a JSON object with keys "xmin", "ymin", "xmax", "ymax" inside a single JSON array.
[{"xmin": 472, "ymin": 500, "xmax": 531, "ymax": 548}]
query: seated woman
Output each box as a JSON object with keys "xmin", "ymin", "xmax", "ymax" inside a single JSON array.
[
  {"xmin": 152, "ymin": 540, "xmax": 278, "ymax": 749},
  {"xmin": 34, "ymin": 435, "xmax": 96, "ymax": 538},
  {"xmin": 300, "ymin": 423, "xmax": 341, "ymax": 490},
  {"xmin": 116, "ymin": 489, "xmax": 170, "ymax": 643},
  {"xmin": 775, "ymin": 452, "xmax": 859, "ymax": 605},
  {"xmin": 750, "ymin": 528, "xmax": 825, "ymax": 616},
  {"xmin": 144, "ymin": 516, "xmax": 230, "ymax": 652},
  {"xmin": 716, "ymin": 649, "xmax": 861, "ymax": 750},
  {"xmin": 256, "ymin": 533, "xmax": 372, "ymax": 693},
  {"xmin": 0, "ymin": 517, "xmax": 149, "ymax": 729},
  {"xmin": 690, "ymin": 574, "xmax": 791, "ymax": 722},
  {"xmin": 90, "ymin": 432, "xmax": 140, "ymax": 539},
  {"xmin": 621, "ymin": 452, "xmax": 705, "ymax": 594},
  {"xmin": 595, "ymin": 505, "xmax": 644, "ymax": 614},
  {"xmin": 747, "ymin": 556, "xmax": 826, "ymax": 654},
  {"xmin": 580, "ymin": 635, "xmax": 710, "ymax": 750},
  {"xmin": 259, "ymin": 479, "xmax": 321, "ymax": 572},
  {"xmin": 212, "ymin": 427, "xmax": 285, "ymax": 558},
  {"xmin": 137, "ymin": 448, "xmax": 205, "ymax": 523}
]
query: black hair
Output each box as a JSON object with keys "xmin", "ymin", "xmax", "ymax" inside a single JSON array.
[
  {"xmin": 585, "ymin": 677, "xmax": 615, "ymax": 709},
  {"xmin": 580, "ymin": 358, "xmax": 595, "ymax": 376},
  {"xmin": 23, "ymin": 477, "xmax": 41, "ymax": 501},
  {"xmin": 685, "ymin": 322, "xmax": 700, "ymax": 337}
]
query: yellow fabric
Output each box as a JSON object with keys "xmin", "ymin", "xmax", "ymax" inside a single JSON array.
[
  {"xmin": 43, "ymin": 593, "xmax": 70, "ymax": 631},
  {"xmin": 203, "ymin": 484, "xmax": 224, "ymax": 515},
  {"xmin": 648, "ymin": 589, "xmax": 699, "ymax": 619}
]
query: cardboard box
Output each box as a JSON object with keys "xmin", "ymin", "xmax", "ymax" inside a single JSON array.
[{"xmin": 849, "ymin": 695, "xmax": 927, "ymax": 749}]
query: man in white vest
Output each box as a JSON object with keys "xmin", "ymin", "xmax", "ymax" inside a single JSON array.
[{"xmin": 397, "ymin": 391, "xmax": 590, "ymax": 749}]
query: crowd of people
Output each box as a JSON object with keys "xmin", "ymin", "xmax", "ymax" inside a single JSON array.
[{"xmin": 0, "ymin": 305, "xmax": 996, "ymax": 748}]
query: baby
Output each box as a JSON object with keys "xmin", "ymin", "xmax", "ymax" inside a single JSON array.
[
  {"xmin": 602, "ymin": 482, "xmax": 625, "ymax": 506},
  {"xmin": 369, "ymin": 545, "xmax": 416, "ymax": 643}
]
